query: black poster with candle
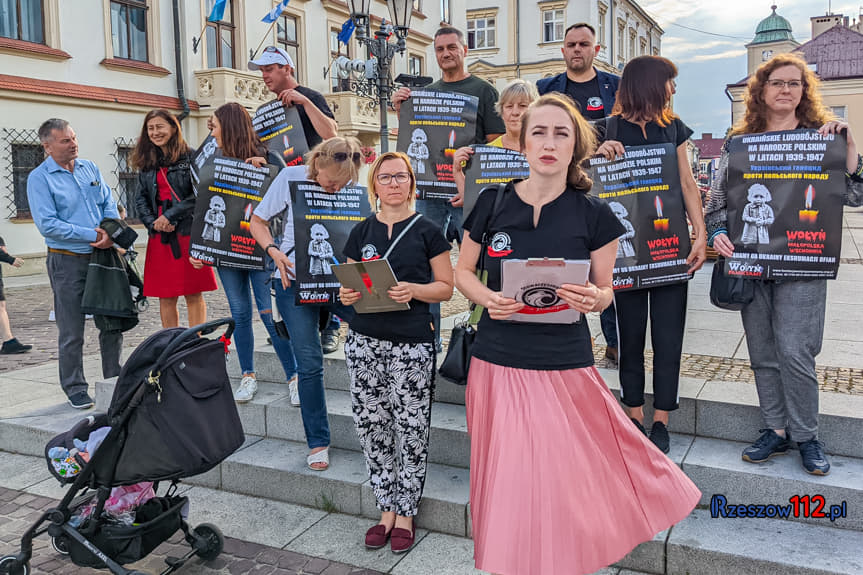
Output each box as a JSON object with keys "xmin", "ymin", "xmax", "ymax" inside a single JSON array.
[
  {"xmin": 462, "ymin": 145, "xmax": 530, "ymax": 220},
  {"xmin": 291, "ymin": 181, "xmax": 372, "ymax": 305},
  {"xmin": 397, "ymin": 89, "xmax": 478, "ymax": 200},
  {"xmin": 725, "ymin": 129, "xmax": 846, "ymax": 280},
  {"xmin": 587, "ymin": 143, "xmax": 691, "ymax": 291},
  {"xmin": 189, "ymin": 156, "xmax": 279, "ymax": 270},
  {"xmin": 252, "ymin": 99, "xmax": 310, "ymax": 168}
]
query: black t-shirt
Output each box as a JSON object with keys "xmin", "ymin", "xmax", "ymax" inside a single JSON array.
[
  {"xmin": 595, "ymin": 116, "xmax": 693, "ymax": 148},
  {"xmin": 343, "ymin": 214, "xmax": 451, "ymax": 343},
  {"xmin": 463, "ymin": 182, "xmax": 624, "ymax": 370},
  {"xmin": 565, "ymin": 77, "xmax": 606, "ymax": 120},
  {"xmin": 294, "ymin": 86, "xmax": 335, "ymax": 148}
]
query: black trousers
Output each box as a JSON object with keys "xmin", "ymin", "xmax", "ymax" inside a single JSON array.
[{"xmin": 614, "ymin": 281, "xmax": 688, "ymax": 412}]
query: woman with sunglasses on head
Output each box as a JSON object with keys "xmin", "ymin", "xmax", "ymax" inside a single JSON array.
[
  {"xmin": 338, "ymin": 152, "xmax": 453, "ymax": 553},
  {"xmin": 455, "ymin": 92, "xmax": 700, "ymax": 575},
  {"xmin": 196, "ymin": 102, "xmax": 299, "ymax": 408},
  {"xmin": 132, "ymin": 109, "xmax": 217, "ymax": 328},
  {"xmin": 251, "ymin": 136, "xmax": 364, "ymax": 471},
  {"xmin": 593, "ymin": 55, "xmax": 707, "ymax": 454},
  {"xmin": 705, "ymin": 53, "xmax": 861, "ymax": 476}
]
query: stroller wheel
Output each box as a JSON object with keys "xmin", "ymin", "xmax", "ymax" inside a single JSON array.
[
  {"xmin": 192, "ymin": 523, "xmax": 224, "ymax": 561},
  {"xmin": 0, "ymin": 556, "xmax": 30, "ymax": 575},
  {"xmin": 51, "ymin": 535, "xmax": 71, "ymax": 555}
]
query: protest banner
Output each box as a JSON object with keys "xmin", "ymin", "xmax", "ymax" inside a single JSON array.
[
  {"xmin": 396, "ymin": 89, "xmax": 478, "ymax": 200},
  {"xmin": 462, "ymin": 145, "xmax": 530, "ymax": 219},
  {"xmin": 292, "ymin": 181, "xmax": 372, "ymax": 305},
  {"xmin": 189, "ymin": 156, "xmax": 278, "ymax": 269},
  {"xmin": 252, "ymin": 99, "xmax": 309, "ymax": 168},
  {"xmin": 588, "ymin": 143, "xmax": 691, "ymax": 291},
  {"xmin": 725, "ymin": 129, "xmax": 846, "ymax": 280},
  {"xmin": 191, "ymin": 134, "xmax": 220, "ymax": 190}
]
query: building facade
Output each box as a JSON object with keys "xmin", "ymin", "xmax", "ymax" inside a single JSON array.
[
  {"xmin": 0, "ymin": 0, "xmax": 455, "ymax": 267},
  {"xmin": 727, "ymin": 7, "xmax": 863, "ymax": 142},
  {"xmin": 462, "ymin": 0, "xmax": 662, "ymax": 90}
]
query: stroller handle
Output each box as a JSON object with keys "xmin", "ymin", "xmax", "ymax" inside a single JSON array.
[{"xmin": 152, "ymin": 318, "xmax": 235, "ymax": 370}]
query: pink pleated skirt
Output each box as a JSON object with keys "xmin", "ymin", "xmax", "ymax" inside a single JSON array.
[{"xmin": 466, "ymin": 358, "xmax": 701, "ymax": 575}]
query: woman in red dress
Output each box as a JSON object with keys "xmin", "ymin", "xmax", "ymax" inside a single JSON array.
[{"xmin": 132, "ymin": 109, "xmax": 217, "ymax": 327}]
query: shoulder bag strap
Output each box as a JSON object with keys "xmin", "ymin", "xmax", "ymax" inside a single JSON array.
[{"xmin": 382, "ymin": 213, "xmax": 423, "ymax": 260}]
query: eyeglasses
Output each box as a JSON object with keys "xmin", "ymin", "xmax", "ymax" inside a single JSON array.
[
  {"xmin": 376, "ymin": 172, "xmax": 411, "ymax": 185},
  {"xmin": 766, "ymin": 79, "xmax": 803, "ymax": 90},
  {"xmin": 329, "ymin": 151, "xmax": 362, "ymax": 163}
]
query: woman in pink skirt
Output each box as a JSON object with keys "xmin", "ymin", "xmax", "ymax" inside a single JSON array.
[{"xmin": 454, "ymin": 93, "xmax": 701, "ymax": 575}]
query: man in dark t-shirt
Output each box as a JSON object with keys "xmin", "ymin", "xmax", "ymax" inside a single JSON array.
[
  {"xmin": 249, "ymin": 46, "xmax": 338, "ymax": 148},
  {"xmin": 536, "ymin": 23, "xmax": 620, "ymax": 122}
]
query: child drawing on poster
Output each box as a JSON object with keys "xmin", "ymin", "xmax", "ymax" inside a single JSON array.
[
  {"xmin": 741, "ymin": 183, "xmax": 774, "ymax": 246},
  {"xmin": 608, "ymin": 201, "xmax": 636, "ymax": 258},
  {"xmin": 406, "ymin": 128, "xmax": 429, "ymax": 175},
  {"xmin": 309, "ymin": 223, "xmax": 335, "ymax": 275},
  {"xmin": 202, "ymin": 195, "xmax": 226, "ymax": 243}
]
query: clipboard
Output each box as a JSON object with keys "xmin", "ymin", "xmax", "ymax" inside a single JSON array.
[
  {"xmin": 501, "ymin": 258, "xmax": 591, "ymax": 324},
  {"xmin": 333, "ymin": 260, "xmax": 410, "ymax": 314}
]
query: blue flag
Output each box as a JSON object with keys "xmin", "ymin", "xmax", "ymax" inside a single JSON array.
[
  {"xmin": 262, "ymin": 0, "xmax": 291, "ymax": 24},
  {"xmin": 338, "ymin": 18, "xmax": 355, "ymax": 45},
  {"xmin": 207, "ymin": 0, "xmax": 227, "ymax": 22}
]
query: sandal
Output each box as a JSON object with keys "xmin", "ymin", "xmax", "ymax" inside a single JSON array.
[{"xmin": 307, "ymin": 447, "xmax": 329, "ymax": 471}]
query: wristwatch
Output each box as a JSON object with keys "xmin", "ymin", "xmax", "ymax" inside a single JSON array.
[{"xmin": 265, "ymin": 243, "xmax": 279, "ymax": 255}]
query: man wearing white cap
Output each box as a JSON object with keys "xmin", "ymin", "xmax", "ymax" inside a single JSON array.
[{"xmin": 249, "ymin": 46, "xmax": 338, "ymax": 147}]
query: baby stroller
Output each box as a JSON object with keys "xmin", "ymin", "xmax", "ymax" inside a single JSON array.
[{"xmin": 0, "ymin": 319, "xmax": 244, "ymax": 575}]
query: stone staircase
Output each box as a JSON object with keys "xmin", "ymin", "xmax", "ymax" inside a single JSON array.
[{"xmin": 1, "ymin": 345, "xmax": 862, "ymax": 574}]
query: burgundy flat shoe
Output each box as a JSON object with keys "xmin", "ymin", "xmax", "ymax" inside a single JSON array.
[
  {"xmin": 390, "ymin": 524, "xmax": 416, "ymax": 554},
  {"xmin": 365, "ymin": 524, "xmax": 391, "ymax": 549}
]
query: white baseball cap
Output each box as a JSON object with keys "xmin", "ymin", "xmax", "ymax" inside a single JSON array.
[{"xmin": 249, "ymin": 46, "xmax": 295, "ymax": 70}]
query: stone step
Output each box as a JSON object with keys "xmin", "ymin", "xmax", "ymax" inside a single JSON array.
[{"xmin": 231, "ymin": 346, "xmax": 863, "ymax": 459}]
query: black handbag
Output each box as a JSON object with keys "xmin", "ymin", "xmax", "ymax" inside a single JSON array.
[
  {"xmin": 709, "ymin": 257, "xmax": 755, "ymax": 311},
  {"xmin": 438, "ymin": 183, "xmax": 508, "ymax": 385}
]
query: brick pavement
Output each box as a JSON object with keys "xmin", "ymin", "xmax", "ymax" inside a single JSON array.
[{"xmin": 0, "ymin": 486, "xmax": 382, "ymax": 575}]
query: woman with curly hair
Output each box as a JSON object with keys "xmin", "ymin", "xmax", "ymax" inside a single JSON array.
[
  {"xmin": 132, "ymin": 109, "xmax": 217, "ymax": 328},
  {"xmin": 705, "ymin": 53, "xmax": 861, "ymax": 476}
]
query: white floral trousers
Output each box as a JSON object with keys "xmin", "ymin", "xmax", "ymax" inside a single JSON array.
[{"xmin": 344, "ymin": 329, "xmax": 435, "ymax": 517}]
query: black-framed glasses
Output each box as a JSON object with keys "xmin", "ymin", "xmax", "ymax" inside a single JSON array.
[
  {"xmin": 376, "ymin": 172, "xmax": 411, "ymax": 185},
  {"xmin": 766, "ymin": 79, "xmax": 803, "ymax": 90},
  {"xmin": 330, "ymin": 151, "xmax": 362, "ymax": 162}
]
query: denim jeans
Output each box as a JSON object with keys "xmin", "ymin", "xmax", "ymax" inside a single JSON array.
[
  {"xmin": 217, "ymin": 267, "xmax": 297, "ymax": 380},
  {"xmin": 415, "ymin": 198, "xmax": 460, "ymax": 345},
  {"xmin": 273, "ymin": 282, "xmax": 355, "ymax": 448}
]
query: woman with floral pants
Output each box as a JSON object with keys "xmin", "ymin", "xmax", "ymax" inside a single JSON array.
[{"xmin": 340, "ymin": 152, "xmax": 453, "ymax": 554}]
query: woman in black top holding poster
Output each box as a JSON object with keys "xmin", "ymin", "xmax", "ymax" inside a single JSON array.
[
  {"xmin": 705, "ymin": 53, "xmax": 861, "ymax": 475},
  {"xmin": 339, "ymin": 152, "xmax": 453, "ymax": 553},
  {"xmin": 594, "ymin": 56, "xmax": 707, "ymax": 453},
  {"xmin": 455, "ymin": 93, "xmax": 700, "ymax": 575}
]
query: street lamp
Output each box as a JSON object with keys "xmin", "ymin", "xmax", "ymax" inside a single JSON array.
[{"xmin": 335, "ymin": 0, "xmax": 413, "ymax": 152}]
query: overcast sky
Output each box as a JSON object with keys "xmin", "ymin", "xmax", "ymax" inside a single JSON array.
[{"xmin": 641, "ymin": 1, "xmax": 862, "ymax": 138}]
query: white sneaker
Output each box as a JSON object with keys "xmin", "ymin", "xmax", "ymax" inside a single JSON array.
[
  {"xmin": 234, "ymin": 375, "xmax": 258, "ymax": 403},
  {"xmin": 288, "ymin": 375, "xmax": 300, "ymax": 407}
]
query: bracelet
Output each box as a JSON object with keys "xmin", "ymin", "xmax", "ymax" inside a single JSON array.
[{"xmin": 265, "ymin": 243, "xmax": 279, "ymax": 255}]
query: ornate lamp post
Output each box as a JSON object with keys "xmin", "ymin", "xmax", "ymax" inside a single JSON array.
[{"xmin": 336, "ymin": 0, "xmax": 413, "ymax": 152}]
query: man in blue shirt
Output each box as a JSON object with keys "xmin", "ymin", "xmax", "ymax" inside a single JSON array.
[{"xmin": 27, "ymin": 118, "xmax": 122, "ymax": 409}]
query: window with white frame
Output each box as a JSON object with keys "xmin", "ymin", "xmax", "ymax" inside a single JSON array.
[
  {"xmin": 617, "ymin": 21, "xmax": 624, "ymax": 60},
  {"xmin": 412, "ymin": 0, "xmax": 422, "ymax": 12},
  {"xmin": 329, "ymin": 28, "xmax": 350, "ymax": 92},
  {"xmin": 467, "ymin": 16, "xmax": 495, "ymax": 49},
  {"xmin": 628, "ymin": 28, "xmax": 635, "ymax": 60},
  {"xmin": 110, "ymin": 0, "xmax": 147, "ymax": 61},
  {"xmin": 597, "ymin": 6, "xmax": 606, "ymax": 47},
  {"xmin": 277, "ymin": 14, "xmax": 300, "ymax": 81},
  {"xmin": 0, "ymin": 0, "xmax": 43, "ymax": 43},
  {"xmin": 205, "ymin": 0, "xmax": 234, "ymax": 68},
  {"xmin": 440, "ymin": 0, "xmax": 450, "ymax": 23},
  {"xmin": 409, "ymin": 53, "xmax": 423, "ymax": 76},
  {"xmin": 543, "ymin": 9, "xmax": 564, "ymax": 43},
  {"xmin": 830, "ymin": 106, "xmax": 847, "ymax": 121},
  {"xmin": 640, "ymin": 37, "xmax": 647, "ymax": 55}
]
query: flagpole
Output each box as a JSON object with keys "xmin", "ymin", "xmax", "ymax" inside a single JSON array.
[
  {"xmin": 250, "ymin": 19, "xmax": 279, "ymax": 61},
  {"xmin": 192, "ymin": 20, "xmax": 209, "ymax": 54}
]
